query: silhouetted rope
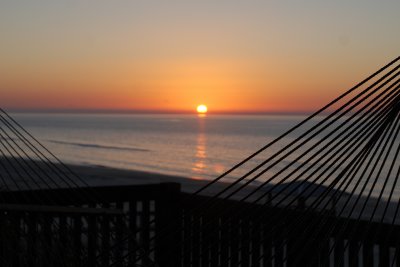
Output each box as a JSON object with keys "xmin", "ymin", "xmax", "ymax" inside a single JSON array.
[
  {"xmin": 194, "ymin": 56, "xmax": 400, "ymax": 197},
  {"xmin": 288, "ymin": 102, "xmax": 400, "ymax": 266},
  {"xmin": 194, "ymin": 64, "xmax": 400, "ymax": 208},
  {"xmin": 104, "ymin": 57, "xmax": 396, "ymax": 266},
  {"xmin": 0, "ymin": 114, "xmax": 90, "ymax": 195},
  {"xmin": 126, "ymin": 64, "xmax": 398, "ymax": 266},
  {"xmin": 192, "ymin": 82, "xmax": 400, "ymax": 266},
  {"xmin": 0, "ymin": 109, "xmax": 144, "ymax": 265},
  {"xmin": 233, "ymin": 97, "xmax": 399, "ymax": 266},
  {"xmin": 0, "ymin": 109, "xmax": 93, "ymax": 189},
  {"xmin": 277, "ymin": 97, "xmax": 400, "ymax": 266},
  {"xmin": 0, "ymin": 110, "xmax": 98, "ymax": 201},
  {"xmin": 0, "ymin": 115, "xmax": 143, "ymax": 266},
  {"xmin": 119, "ymin": 58, "xmax": 398, "ymax": 266},
  {"xmin": 342, "ymin": 109, "xmax": 400, "ymax": 265},
  {"xmin": 0, "ymin": 131, "xmax": 82, "ymax": 265},
  {"xmin": 382, "ymin": 149, "xmax": 400, "ymax": 267},
  {"xmin": 110, "ymin": 57, "xmax": 400, "ymax": 267},
  {"xmin": 222, "ymin": 92, "xmax": 400, "ymax": 266}
]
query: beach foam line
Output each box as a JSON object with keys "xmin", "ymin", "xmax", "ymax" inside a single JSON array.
[{"xmin": 47, "ymin": 140, "xmax": 150, "ymax": 152}]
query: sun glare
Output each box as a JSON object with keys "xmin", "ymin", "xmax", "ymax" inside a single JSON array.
[{"xmin": 197, "ymin": 105, "xmax": 208, "ymax": 114}]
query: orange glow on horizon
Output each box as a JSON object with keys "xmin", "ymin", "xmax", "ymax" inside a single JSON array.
[
  {"xmin": 0, "ymin": 58, "xmax": 352, "ymax": 113},
  {"xmin": 0, "ymin": 2, "xmax": 398, "ymax": 114}
]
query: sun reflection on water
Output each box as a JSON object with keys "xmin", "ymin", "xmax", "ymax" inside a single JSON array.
[{"xmin": 192, "ymin": 118, "xmax": 207, "ymax": 179}]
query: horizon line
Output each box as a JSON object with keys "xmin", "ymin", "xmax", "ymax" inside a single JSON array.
[{"xmin": 4, "ymin": 108, "xmax": 320, "ymax": 116}]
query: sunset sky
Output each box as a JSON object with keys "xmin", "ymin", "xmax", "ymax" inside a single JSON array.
[{"xmin": 1, "ymin": 1, "xmax": 399, "ymax": 113}]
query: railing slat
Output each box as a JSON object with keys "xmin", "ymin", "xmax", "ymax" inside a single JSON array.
[
  {"xmin": 379, "ymin": 244, "xmax": 390, "ymax": 267},
  {"xmin": 363, "ymin": 242, "xmax": 374, "ymax": 267},
  {"xmin": 87, "ymin": 212, "xmax": 97, "ymax": 267},
  {"xmin": 220, "ymin": 216, "xmax": 229, "ymax": 267},
  {"xmin": 230, "ymin": 218, "xmax": 239, "ymax": 266},
  {"xmin": 128, "ymin": 200, "xmax": 138, "ymax": 265},
  {"xmin": 101, "ymin": 203, "xmax": 111, "ymax": 267},
  {"xmin": 334, "ymin": 239, "xmax": 345, "ymax": 267},
  {"xmin": 262, "ymin": 222, "xmax": 272, "ymax": 267},
  {"xmin": 192, "ymin": 214, "xmax": 201, "ymax": 267},
  {"xmin": 349, "ymin": 240, "xmax": 360, "ymax": 266},
  {"xmin": 114, "ymin": 202, "xmax": 124, "ymax": 267},
  {"xmin": 182, "ymin": 210, "xmax": 191, "ymax": 267},
  {"xmin": 201, "ymin": 216, "xmax": 210, "ymax": 267},
  {"xmin": 251, "ymin": 221, "xmax": 261, "ymax": 267}
]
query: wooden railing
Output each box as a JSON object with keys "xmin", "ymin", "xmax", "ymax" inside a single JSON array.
[{"xmin": 0, "ymin": 183, "xmax": 399, "ymax": 266}]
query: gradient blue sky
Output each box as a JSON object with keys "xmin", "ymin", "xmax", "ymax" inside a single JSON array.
[{"xmin": 1, "ymin": 1, "xmax": 399, "ymax": 113}]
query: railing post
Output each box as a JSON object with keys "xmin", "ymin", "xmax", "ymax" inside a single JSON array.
[
  {"xmin": 101, "ymin": 203, "xmax": 111, "ymax": 267},
  {"xmin": 220, "ymin": 216, "xmax": 229, "ymax": 267},
  {"xmin": 251, "ymin": 221, "xmax": 261, "ymax": 267},
  {"xmin": 11, "ymin": 214, "xmax": 21, "ymax": 266},
  {"xmin": 363, "ymin": 241, "xmax": 374, "ymax": 267},
  {"xmin": 241, "ymin": 219, "xmax": 250, "ymax": 267},
  {"xmin": 182, "ymin": 209, "xmax": 192, "ymax": 267},
  {"xmin": 192, "ymin": 213, "xmax": 201, "ymax": 267},
  {"xmin": 334, "ymin": 238, "xmax": 345, "ymax": 267},
  {"xmin": 87, "ymin": 212, "xmax": 97, "ymax": 267},
  {"xmin": 27, "ymin": 212, "xmax": 38, "ymax": 267},
  {"xmin": 379, "ymin": 243, "xmax": 390, "ymax": 267},
  {"xmin": 115, "ymin": 202, "xmax": 124, "ymax": 267},
  {"xmin": 59, "ymin": 214, "xmax": 68, "ymax": 265},
  {"xmin": 43, "ymin": 215, "xmax": 53, "ymax": 267},
  {"xmin": 128, "ymin": 200, "xmax": 138, "ymax": 266},
  {"xmin": 142, "ymin": 200, "xmax": 151, "ymax": 266},
  {"xmin": 154, "ymin": 183, "xmax": 182, "ymax": 267},
  {"xmin": 0, "ymin": 211, "xmax": 6, "ymax": 264},
  {"xmin": 73, "ymin": 215, "xmax": 83, "ymax": 267},
  {"xmin": 262, "ymin": 223, "xmax": 273, "ymax": 267},
  {"xmin": 349, "ymin": 240, "xmax": 360, "ymax": 266},
  {"xmin": 201, "ymin": 215, "xmax": 210, "ymax": 267}
]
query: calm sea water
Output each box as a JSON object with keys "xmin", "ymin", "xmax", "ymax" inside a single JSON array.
[
  {"xmin": 10, "ymin": 113, "xmax": 400, "ymax": 200},
  {"xmin": 11, "ymin": 113, "xmax": 307, "ymax": 181}
]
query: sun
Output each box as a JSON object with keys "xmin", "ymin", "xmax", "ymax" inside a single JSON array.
[{"xmin": 197, "ymin": 104, "xmax": 208, "ymax": 114}]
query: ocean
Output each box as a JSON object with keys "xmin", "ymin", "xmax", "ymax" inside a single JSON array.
[
  {"xmin": 11, "ymin": 113, "xmax": 306, "ymax": 180},
  {"xmin": 10, "ymin": 112, "xmax": 400, "ymax": 199}
]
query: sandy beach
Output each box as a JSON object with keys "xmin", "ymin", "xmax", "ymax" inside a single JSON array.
[
  {"xmin": 0, "ymin": 156, "xmax": 243, "ymax": 196},
  {"xmin": 0, "ymin": 156, "xmax": 207, "ymax": 191},
  {"xmin": 1, "ymin": 156, "xmax": 399, "ymax": 225}
]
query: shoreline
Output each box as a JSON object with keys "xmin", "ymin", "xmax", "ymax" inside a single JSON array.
[
  {"xmin": 0, "ymin": 156, "xmax": 229, "ymax": 195},
  {"xmin": 67, "ymin": 162, "xmax": 213, "ymax": 193},
  {"xmin": 1, "ymin": 157, "xmax": 399, "ymax": 224}
]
